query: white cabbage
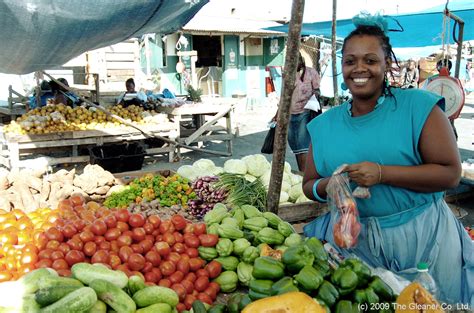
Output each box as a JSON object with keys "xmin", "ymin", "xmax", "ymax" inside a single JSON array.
[
  {"xmin": 289, "ymin": 184, "xmax": 303, "ymax": 201},
  {"xmin": 223, "ymin": 159, "xmax": 248, "ymax": 175},
  {"xmin": 242, "ymin": 154, "xmax": 270, "ymax": 177}
]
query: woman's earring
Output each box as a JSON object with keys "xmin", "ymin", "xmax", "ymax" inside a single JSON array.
[{"xmin": 340, "ymin": 82, "xmax": 348, "ymax": 91}]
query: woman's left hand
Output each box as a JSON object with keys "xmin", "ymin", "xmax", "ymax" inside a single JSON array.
[{"xmin": 344, "ymin": 161, "xmax": 381, "ymax": 187}]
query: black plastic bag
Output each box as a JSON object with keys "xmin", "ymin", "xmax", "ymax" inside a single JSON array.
[{"xmin": 261, "ymin": 124, "xmax": 276, "ymax": 154}]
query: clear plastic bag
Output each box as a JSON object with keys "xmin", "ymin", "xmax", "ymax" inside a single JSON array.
[{"xmin": 327, "ymin": 164, "xmax": 362, "ymax": 248}]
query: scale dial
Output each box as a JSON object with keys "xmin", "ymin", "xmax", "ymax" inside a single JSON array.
[{"xmin": 425, "ymin": 76, "xmax": 465, "ymax": 119}]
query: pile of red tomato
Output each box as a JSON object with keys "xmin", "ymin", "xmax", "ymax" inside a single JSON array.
[{"xmin": 1, "ymin": 195, "xmax": 223, "ymax": 311}]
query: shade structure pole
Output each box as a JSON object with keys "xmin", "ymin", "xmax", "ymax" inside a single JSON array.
[
  {"xmin": 331, "ymin": 0, "xmax": 339, "ymax": 105},
  {"xmin": 266, "ymin": 0, "xmax": 305, "ymax": 213}
]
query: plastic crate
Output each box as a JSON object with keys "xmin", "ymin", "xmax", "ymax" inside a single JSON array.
[{"xmin": 89, "ymin": 142, "xmax": 145, "ymax": 173}]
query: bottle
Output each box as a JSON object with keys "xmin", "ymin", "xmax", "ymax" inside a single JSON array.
[{"xmin": 413, "ymin": 262, "xmax": 439, "ymax": 298}]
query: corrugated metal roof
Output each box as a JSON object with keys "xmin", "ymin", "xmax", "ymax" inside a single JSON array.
[{"xmin": 183, "ymin": 11, "xmax": 286, "ymax": 36}]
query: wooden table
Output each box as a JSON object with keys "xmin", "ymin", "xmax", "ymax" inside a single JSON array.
[
  {"xmin": 157, "ymin": 102, "xmax": 235, "ymax": 157},
  {"xmin": 0, "ymin": 122, "xmax": 178, "ymax": 169}
]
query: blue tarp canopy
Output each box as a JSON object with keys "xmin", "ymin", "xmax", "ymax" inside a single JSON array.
[
  {"xmin": 266, "ymin": 0, "xmax": 474, "ymax": 48},
  {"xmin": 0, "ymin": 0, "xmax": 208, "ymax": 74}
]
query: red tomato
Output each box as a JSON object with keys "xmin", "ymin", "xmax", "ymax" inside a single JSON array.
[
  {"xmin": 186, "ymin": 248, "xmax": 199, "ymax": 258},
  {"xmin": 179, "ymin": 253, "xmax": 190, "ymax": 262},
  {"xmin": 172, "ymin": 243, "xmax": 186, "ymax": 254},
  {"xmin": 98, "ymin": 241, "xmax": 111, "ymax": 251},
  {"xmin": 143, "ymin": 223, "xmax": 154, "ymax": 235},
  {"xmin": 162, "ymin": 233, "xmax": 176, "ymax": 246},
  {"xmin": 72, "ymin": 219, "xmax": 86, "ymax": 232},
  {"xmin": 198, "ymin": 234, "xmax": 218, "ymax": 247},
  {"xmin": 169, "ymin": 271, "xmax": 184, "ymax": 284},
  {"xmin": 116, "ymin": 222, "xmax": 129, "ymax": 232},
  {"xmin": 65, "ymin": 250, "xmax": 85, "ymax": 266},
  {"xmin": 208, "ymin": 282, "xmax": 220, "ymax": 294},
  {"xmin": 154, "ymin": 242, "xmax": 171, "ymax": 257},
  {"xmin": 115, "ymin": 209, "xmax": 130, "ymax": 223},
  {"xmin": 50, "ymin": 250, "xmax": 65, "ymax": 261},
  {"xmin": 131, "ymin": 244, "xmax": 144, "ymax": 254},
  {"xmin": 151, "ymin": 267, "xmax": 162, "ymax": 281},
  {"xmin": 117, "ymin": 235, "xmax": 132, "ymax": 247},
  {"xmin": 147, "ymin": 215, "xmax": 161, "ymax": 229},
  {"xmin": 94, "ymin": 236, "xmax": 106, "ymax": 244},
  {"xmin": 181, "ymin": 279, "xmax": 194, "ymax": 294},
  {"xmin": 56, "ymin": 269, "xmax": 72, "ymax": 277},
  {"xmin": 196, "ymin": 269, "xmax": 209, "ymax": 278},
  {"xmin": 128, "ymin": 253, "xmax": 146, "ymax": 271},
  {"xmin": 21, "ymin": 251, "xmax": 38, "ymax": 265},
  {"xmin": 35, "ymin": 259, "xmax": 53, "ymax": 268},
  {"xmin": 176, "ymin": 303, "xmax": 186, "ymax": 312},
  {"xmin": 197, "ymin": 293, "xmax": 213, "ymax": 305},
  {"xmin": 189, "ymin": 258, "xmax": 204, "ymax": 271},
  {"xmin": 194, "ymin": 276, "xmax": 209, "ymax": 292},
  {"xmin": 104, "ymin": 228, "xmax": 121, "ymax": 241},
  {"xmin": 183, "ymin": 223, "xmax": 194, "ymax": 234},
  {"xmin": 183, "ymin": 294, "xmax": 196, "ymax": 310},
  {"xmin": 79, "ymin": 231, "xmax": 94, "ymax": 243},
  {"xmin": 176, "ymin": 259, "xmax": 190, "ymax": 275},
  {"xmin": 173, "ymin": 232, "xmax": 184, "ymax": 244},
  {"xmin": 91, "ymin": 220, "xmax": 107, "ymax": 236},
  {"xmin": 83, "ymin": 241, "xmax": 97, "ymax": 257},
  {"xmin": 145, "ymin": 250, "xmax": 161, "ymax": 267},
  {"xmin": 46, "ymin": 240, "xmax": 60, "ymax": 250},
  {"xmin": 139, "ymin": 239, "xmax": 154, "ymax": 254},
  {"xmin": 171, "ymin": 214, "xmax": 187, "ymax": 230},
  {"xmin": 46, "ymin": 227, "xmax": 64, "ymax": 242},
  {"xmin": 131, "ymin": 228, "xmax": 146, "ymax": 242},
  {"xmin": 205, "ymin": 260, "xmax": 222, "ymax": 279},
  {"xmin": 52, "ymin": 259, "xmax": 68, "ymax": 271},
  {"xmin": 91, "ymin": 250, "xmax": 110, "ymax": 264},
  {"xmin": 167, "ymin": 252, "xmax": 181, "ymax": 264},
  {"xmin": 61, "ymin": 224, "xmax": 77, "ymax": 239},
  {"xmin": 158, "ymin": 279, "xmax": 171, "ymax": 288},
  {"xmin": 193, "ymin": 223, "xmax": 206, "ymax": 236},
  {"xmin": 184, "ymin": 235, "xmax": 200, "ymax": 248},
  {"xmin": 159, "ymin": 221, "xmax": 172, "ymax": 234},
  {"xmin": 104, "ymin": 215, "xmax": 117, "ymax": 229},
  {"xmin": 171, "ymin": 283, "xmax": 186, "ymax": 301},
  {"xmin": 203, "ymin": 286, "xmax": 217, "ymax": 300},
  {"xmin": 142, "ymin": 261, "xmax": 153, "ymax": 273},
  {"xmin": 159, "ymin": 261, "xmax": 176, "ymax": 276},
  {"xmin": 38, "ymin": 248, "xmax": 54, "ymax": 260},
  {"xmin": 129, "ymin": 214, "xmax": 146, "ymax": 228},
  {"xmin": 110, "ymin": 240, "xmax": 120, "ymax": 252},
  {"xmin": 144, "ymin": 271, "xmax": 159, "ymax": 283},
  {"xmin": 118, "ymin": 246, "xmax": 134, "ymax": 263}
]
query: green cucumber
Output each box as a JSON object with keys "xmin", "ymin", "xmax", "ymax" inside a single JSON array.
[
  {"xmin": 87, "ymin": 300, "xmax": 107, "ymax": 313},
  {"xmin": 39, "ymin": 287, "xmax": 97, "ymax": 313},
  {"xmin": 89, "ymin": 279, "xmax": 136, "ymax": 313},
  {"xmin": 192, "ymin": 300, "xmax": 207, "ymax": 313},
  {"xmin": 71, "ymin": 263, "xmax": 128, "ymax": 288},
  {"xmin": 20, "ymin": 268, "xmax": 58, "ymax": 294},
  {"xmin": 127, "ymin": 275, "xmax": 146, "ymax": 296},
  {"xmin": 37, "ymin": 276, "xmax": 83, "ymax": 290},
  {"xmin": 35, "ymin": 285, "xmax": 82, "ymax": 307},
  {"xmin": 132, "ymin": 286, "xmax": 179, "ymax": 308},
  {"xmin": 136, "ymin": 303, "xmax": 172, "ymax": 313}
]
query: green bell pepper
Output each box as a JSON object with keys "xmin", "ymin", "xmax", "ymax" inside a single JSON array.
[
  {"xmin": 243, "ymin": 217, "xmax": 268, "ymax": 231},
  {"xmin": 215, "ymin": 256, "xmax": 240, "ymax": 271},
  {"xmin": 294, "ymin": 265, "xmax": 324, "ymax": 291},
  {"xmin": 305, "ymin": 237, "xmax": 328, "ymax": 261},
  {"xmin": 249, "ymin": 279, "xmax": 273, "ymax": 300},
  {"xmin": 281, "ymin": 244, "xmax": 315, "ymax": 273},
  {"xmin": 216, "ymin": 238, "xmax": 233, "ymax": 257},
  {"xmin": 331, "ymin": 267, "xmax": 359, "ymax": 295},
  {"xmin": 365, "ymin": 287, "xmax": 380, "ymax": 306},
  {"xmin": 213, "ymin": 271, "xmax": 238, "ymax": 293},
  {"xmin": 270, "ymin": 276, "xmax": 299, "ymax": 296},
  {"xmin": 369, "ymin": 276, "xmax": 394, "ymax": 301},
  {"xmin": 233, "ymin": 238, "xmax": 251, "ymax": 256},
  {"xmin": 352, "ymin": 287, "xmax": 380, "ymax": 306},
  {"xmin": 242, "ymin": 246, "xmax": 259, "ymax": 264},
  {"xmin": 252, "ymin": 256, "xmax": 285, "ymax": 280},
  {"xmin": 238, "ymin": 294, "xmax": 252, "ymax": 311},
  {"xmin": 335, "ymin": 300, "xmax": 360, "ymax": 313},
  {"xmin": 341, "ymin": 258, "xmax": 371, "ymax": 287},
  {"xmin": 198, "ymin": 246, "xmax": 218, "ymax": 261},
  {"xmin": 237, "ymin": 262, "xmax": 254, "ymax": 286},
  {"xmin": 313, "ymin": 259, "xmax": 332, "ymax": 279},
  {"xmin": 316, "ymin": 280, "xmax": 339, "ymax": 308},
  {"xmin": 226, "ymin": 293, "xmax": 243, "ymax": 313}
]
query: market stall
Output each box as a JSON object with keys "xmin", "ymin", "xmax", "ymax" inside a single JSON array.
[{"xmin": 156, "ymin": 101, "xmax": 235, "ymax": 157}]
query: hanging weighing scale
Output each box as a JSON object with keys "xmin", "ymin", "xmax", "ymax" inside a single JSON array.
[{"xmin": 425, "ymin": 71, "xmax": 465, "ymax": 120}]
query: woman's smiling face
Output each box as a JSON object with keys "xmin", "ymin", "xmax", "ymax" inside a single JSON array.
[{"xmin": 342, "ymin": 34, "xmax": 390, "ymax": 100}]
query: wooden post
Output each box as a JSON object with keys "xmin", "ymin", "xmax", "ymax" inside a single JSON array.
[
  {"xmin": 331, "ymin": 0, "xmax": 339, "ymax": 105},
  {"xmin": 266, "ymin": 0, "xmax": 305, "ymax": 213}
]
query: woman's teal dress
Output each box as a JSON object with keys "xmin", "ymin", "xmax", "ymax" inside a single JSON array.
[{"xmin": 305, "ymin": 88, "xmax": 473, "ymax": 305}]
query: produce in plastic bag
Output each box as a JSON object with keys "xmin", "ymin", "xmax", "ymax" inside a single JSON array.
[{"xmin": 327, "ymin": 165, "xmax": 362, "ymax": 248}]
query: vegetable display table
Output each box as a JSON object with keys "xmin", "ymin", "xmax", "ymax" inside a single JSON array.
[
  {"xmin": 0, "ymin": 122, "xmax": 178, "ymax": 169},
  {"xmin": 156, "ymin": 102, "xmax": 235, "ymax": 157}
]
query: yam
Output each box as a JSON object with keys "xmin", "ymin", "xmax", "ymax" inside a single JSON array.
[
  {"xmin": 0, "ymin": 191, "xmax": 12, "ymax": 211},
  {"xmin": 73, "ymin": 175, "xmax": 97, "ymax": 194},
  {"xmin": 90, "ymin": 185, "xmax": 110, "ymax": 195},
  {"xmin": 106, "ymin": 185, "xmax": 127, "ymax": 197},
  {"xmin": 6, "ymin": 191, "xmax": 23, "ymax": 210},
  {"xmin": 0, "ymin": 168, "xmax": 9, "ymax": 190},
  {"xmin": 40, "ymin": 179, "xmax": 51, "ymax": 202},
  {"xmin": 49, "ymin": 182, "xmax": 64, "ymax": 201},
  {"xmin": 71, "ymin": 187, "xmax": 89, "ymax": 199},
  {"xmin": 25, "ymin": 176, "xmax": 43, "ymax": 192},
  {"xmin": 7, "ymin": 167, "xmax": 20, "ymax": 185},
  {"xmin": 13, "ymin": 182, "xmax": 36, "ymax": 212},
  {"xmin": 54, "ymin": 184, "xmax": 74, "ymax": 201}
]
